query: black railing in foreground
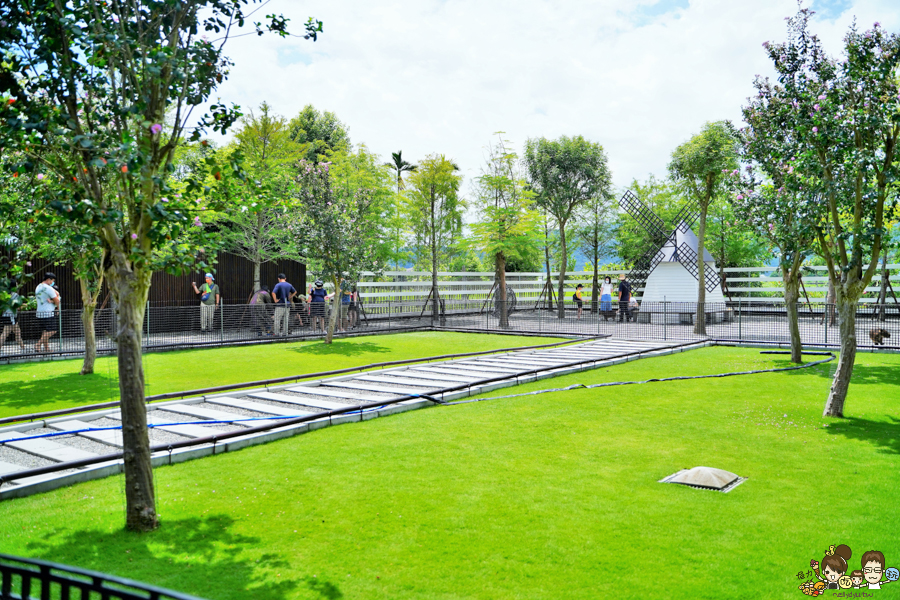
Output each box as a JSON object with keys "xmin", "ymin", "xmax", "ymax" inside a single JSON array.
[
  {"xmin": 0, "ymin": 552, "xmax": 206, "ymax": 600},
  {"xmin": 1, "ymin": 299, "xmax": 898, "ymax": 363}
]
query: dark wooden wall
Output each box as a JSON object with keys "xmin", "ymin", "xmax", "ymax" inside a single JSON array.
[{"xmin": 22, "ymin": 252, "xmax": 306, "ymax": 309}]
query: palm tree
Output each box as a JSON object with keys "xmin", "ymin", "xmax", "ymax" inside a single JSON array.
[
  {"xmin": 385, "ymin": 151, "xmax": 417, "ymax": 268},
  {"xmin": 386, "ymin": 150, "xmax": 417, "ymax": 194}
]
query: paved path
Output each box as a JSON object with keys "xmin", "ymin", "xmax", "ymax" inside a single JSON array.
[{"xmin": 0, "ymin": 337, "xmax": 704, "ymax": 499}]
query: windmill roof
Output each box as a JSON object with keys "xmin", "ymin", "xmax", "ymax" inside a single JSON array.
[{"xmin": 658, "ymin": 222, "xmax": 715, "ymax": 263}]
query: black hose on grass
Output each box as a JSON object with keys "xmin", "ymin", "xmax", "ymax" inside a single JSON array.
[{"xmin": 444, "ymin": 351, "xmax": 836, "ymax": 406}]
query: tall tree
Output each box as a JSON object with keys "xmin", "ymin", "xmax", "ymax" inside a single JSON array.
[
  {"xmin": 405, "ymin": 155, "xmax": 464, "ymax": 322},
  {"xmin": 289, "ymin": 105, "xmax": 350, "ymax": 163},
  {"xmin": 739, "ymin": 76, "xmax": 820, "ymax": 364},
  {"xmin": 524, "ymin": 136, "xmax": 611, "ymax": 319},
  {"xmin": 754, "ymin": 10, "xmax": 900, "ymax": 416},
  {"xmin": 574, "ymin": 188, "xmax": 615, "ymax": 313},
  {"xmin": 540, "ymin": 210, "xmax": 558, "ymax": 309},
  {"xmin": 294, "ymin": 159, "xmax": 383, "ymax": 343},
  {"xmin": 0, "ymin": 1, "xmax": 321, "ymax": 531},
  {"xmin": 223, "ymin": 102, "xmax": 303, "ymax": 292},
  {"xmin": 469, "ymin": 134, "xmax": 539, "ymax": 327},
  {"xmin": 329, "ymin": 145, "xmax": 395, "ymax": 280},
  {"xmin": 385, "ymin": 151, "xmax": 417, "ymax": 269},
  {"xmin": 668, "ymin": 121, "xmax": 739, "ymax": 334}
]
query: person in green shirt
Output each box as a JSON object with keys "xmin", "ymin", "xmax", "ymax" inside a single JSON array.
[{"xmin": 192, "ymin": 273, "xmax": 220, "ymax": 333}]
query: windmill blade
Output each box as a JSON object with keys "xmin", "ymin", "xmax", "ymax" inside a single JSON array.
[
  {"xmin": 624, "ymin": 240, "xmax": 670, "ymax": 297},
  {"xmin": 674, "ymin": 242, "xmax": 722, "ymax": 292},
  {"xmin": 671, "ymin": 199, "xmax": 701, "ymax": 233},
  {"xmin": 619, "ymin": 190, "xmax": 668, "ymax": 244}
]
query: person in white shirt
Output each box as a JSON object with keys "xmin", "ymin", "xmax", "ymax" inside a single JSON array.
[
  {"xmin": 600, "ymin": 276, "xmax": 614, "ymax": 313},
  {"xmin": 35, "ymin": 273, "xmax": 61, "ymax": 353}
]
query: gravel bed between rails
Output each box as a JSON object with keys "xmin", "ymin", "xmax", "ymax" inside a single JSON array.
[
  {"xmin": 90, "ymin": 417, "xmax": 191, "ymax": 445},
  {"xmin": 151, "ymin": 411, "xmax": 245, "ymax": 433},
  {"xmin": 194, "ymin": 402, "xmax": 269, "ymax": 419},
  {"xmin": 0, "ymin": 446, "xmax": 56, "ymax": 470},
  {"xmin": 232, "ymin": 397, "xmax": 327, "ymax": 415},
  {"xmin": 20, "ymin": 427, "xmax": 120, "ymax": 455}
]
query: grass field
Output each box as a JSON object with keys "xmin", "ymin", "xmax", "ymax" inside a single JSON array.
[
  {"xmin": 0, "ymin": 331, "xmax": 564, "ymax": 419},
  {"xmin": 1, "ymin": 345, "xmax": 899, "ymax": 599}
]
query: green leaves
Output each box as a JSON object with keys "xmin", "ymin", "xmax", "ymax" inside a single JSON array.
[{"xmin": 524, "ymin": 135, "xmax": 611, "ymax": 226}]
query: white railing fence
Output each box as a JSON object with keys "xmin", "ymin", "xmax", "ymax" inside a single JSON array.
[{"xmin": 338, "ymin": 265, "xmax": 900, "ymax": 307}]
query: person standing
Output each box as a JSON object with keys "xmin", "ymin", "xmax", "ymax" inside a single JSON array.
[
  {"xmin": 250, "ymin": 284, "xmax": 274, "ymax": 336},
  {"xmin": 338, "ymin": 278, "xmax": 353, "ymax": 331},
  {"xmin": 35, "ymin": 273, "xmax": 61, "ymax": 352},
  {"xmin": 617, "ymin": 274, "xmax": 632, "ymax": 323},
  {"xmin": 192, "ymin": 273, "xmax": 220, "ymax": 334},
  {"xmin": 0, "ymin": 291, "xmax": 26, "ymax": 352},
  {"xmin": 600, "ymin": 276, "xmax": 614, "ymax": 313},
  {"xmin": 348, "ymin": 285, "xmax": 359, "ymax": 329},
  {"xmin": 271, "ymin": 273, "xmax": 296, "ymax": 336},
  {"xmin": 573, "ymin": 284, "xmax": 585, "ymax": 319},
  {"xmin": 308, "ymin": 280, "xmax": 328, "ymax": 334}
]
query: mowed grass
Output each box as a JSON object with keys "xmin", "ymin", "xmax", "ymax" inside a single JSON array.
[
  {"xmin": 0, "ymin": 346, "xmax": 899, "ymax": 599},
  {"xmin": 0, "ymin": 332, "xmax": 564, "ymax": 419}
]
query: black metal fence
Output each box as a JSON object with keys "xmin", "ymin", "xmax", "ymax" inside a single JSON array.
[
  {"xmin": 1, "ymin": 299, "xmax": 898, "ymax": 363},
  {"xmin": 0, "ymin": 552, "xmax": 206, "ymax": 600}
]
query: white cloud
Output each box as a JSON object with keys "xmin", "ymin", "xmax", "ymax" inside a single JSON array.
[{"xmin": 206, "ymin": 0, "xmax": 900, "ymax": 191}]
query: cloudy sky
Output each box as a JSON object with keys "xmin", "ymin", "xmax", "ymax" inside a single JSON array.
[{"xmin": 209, "ymin": 0, "xmax": 899, "ymax": 191}]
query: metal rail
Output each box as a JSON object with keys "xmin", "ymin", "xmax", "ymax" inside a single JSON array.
[{"xmin": 0, "ymin": 552, "xmax": 206, "ymax": 600}]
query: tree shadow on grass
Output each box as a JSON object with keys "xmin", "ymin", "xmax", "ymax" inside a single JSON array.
[
  {"xmin": 289, "ymin": 341, "xmax": 391, "ymax": 357},
  {"xmin": 0, "ymin": 372, "xmax": 118, "ymax": 416},
  {"xmin": 823, "ymin": 416, "xmax": 900, "ymax": 457},
  {"xmin": 782, "ymin": 360, "xmax": 900, "ymax": 388},
  {"xmin": 23, "ymin": 514, "xmax": 343, "ymax": 600}
]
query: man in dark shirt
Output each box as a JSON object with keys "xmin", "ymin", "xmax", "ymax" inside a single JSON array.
[
  {"xmin": 618, "ymin": 274, "xmax": 632, "ymax": 323},
  {"xmin": 250, "ymin": 284, "xmax": 274, "ymax": 336},
  {"xmin": 271, "ymin": 274, "xmax": 296, "ymax": 336}
]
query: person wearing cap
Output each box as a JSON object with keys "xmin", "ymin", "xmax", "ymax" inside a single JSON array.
[
  {"xmin": 35, "ymin": 273, "xmax": 61, "ymax": 352},
  {"xmin": 250, "ymin": 284, "xmax": 274, "ymax": 336},
  {"xmin": 271, "ymin": 273, "xmax": 296, "ymax": 336},
  {"xmin": 336, "ymin": 277, "xmax": 354, "ymax": 331},
  {"xmin": 617, "ymin": 274, "xmax": 632, "ymax": 323},
  {"xmin": 192, "ymin": 273, "xmax": 220, "ymax": 333},
  {"xmin": 308, "ymin": 279, "xmax": 328, "ymax": 334}
]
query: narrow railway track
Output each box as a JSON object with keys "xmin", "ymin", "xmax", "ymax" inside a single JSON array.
[{"xmin": 0, "ymin": 338, "xmax": 706, "ymax": 500}]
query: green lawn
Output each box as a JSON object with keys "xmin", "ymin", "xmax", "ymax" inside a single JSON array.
[
  {"xmin": 1, "ymin": 346, "xmax": 898, "ymax": 599},
  {"xmin": 0, "ymin": 332, "xmax": 565, "ymax": 419}
]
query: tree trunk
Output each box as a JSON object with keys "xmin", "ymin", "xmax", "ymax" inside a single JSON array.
[
  {"xmin": 823, "ymin": 295, "xmax": 857, "ymax": 417},
  {"xmin": 252, "ymin": 259, "xmax": 261, "ymax": 294},
  {"xmin": 782, "ymin": 268, "xmax": 803, "ymax": 364},
  {"xmin": 431, "ymin": 196, "xmax": 439, "ymax": 323},
  {"xmin": 543, "ymin": 221, "xmax": 553, "ymax": 311},
  {"xmin": 79, "ymin": 279, "xmax": 97, "ymax": 375},
  {"xmin": 497, "ymin": 252, "xmax": 508, "ymax": 328},
  {"xmin": 591, "ymin": 241, "xmax": 599, "ymax": 314},
  {"xmin": 326, "ymin": 277, "xmax": 340, "ymax": 344},
  {"xmin": 877, "ymin": 255, "xmax": 888, "ymax": 322},
  {"xmin": 557, "ymin": 222, "xmax": 567, "ymax": 319},
  {"xmin": 825, "ymin": 280, "xmax": 836, "ymax": 326},
  {"xmin": 108, "ymin": 261, "xmax": 157, "ymax": 532},
  {"xmin": 694, "ymin": 208, "xmax": 708, "ymax": 335}
]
